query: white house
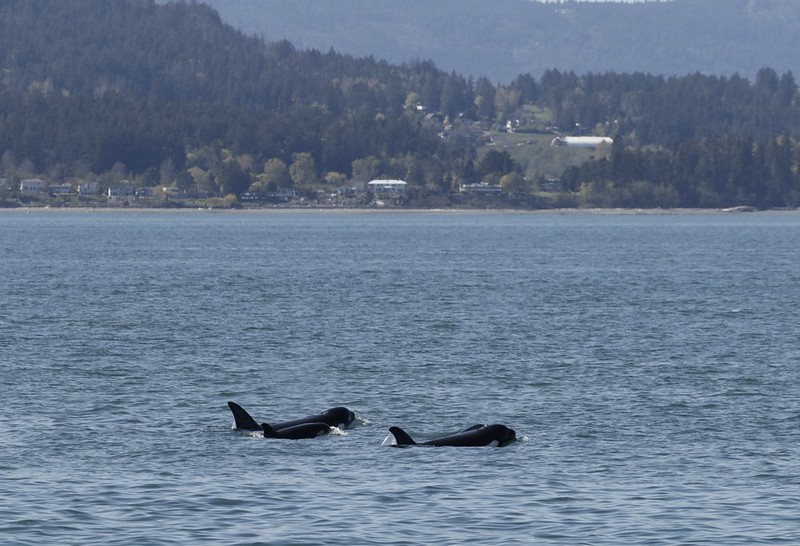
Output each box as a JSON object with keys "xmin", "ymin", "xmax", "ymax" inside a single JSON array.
[
  {"xmin": 460, "ymin": 182, "xmax": 502, "ymax": 195},
  {"xmin": 20, "ymin": 178, "xmax": 47, "ymax": 192},
  {"xmin": 77, "ymin": 181, "xmax": 100, "ymax": 195},
  {"xmin": 368, "ymin": 179, "xmax": 407, "ymax": 194},
  {"xmin": 540, "ymin": 178, "xmax": 564, "ymax": 192}
]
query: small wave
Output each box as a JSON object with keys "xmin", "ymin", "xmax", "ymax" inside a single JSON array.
[{"xmin": 780, "ymin": 413, "xmax": 800, "ymax": 422}]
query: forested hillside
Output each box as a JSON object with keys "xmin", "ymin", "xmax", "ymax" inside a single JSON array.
[
  {"xmin": 1, "ymin": 0, "xmax": 800, "ymax": 209},
  {"xmin": 0, "ymin": 0, "xmax": 468, "ymax": 200},
  {"xmin": 200, "ymin": 0, "xmax": 800, "ymax": 83}
]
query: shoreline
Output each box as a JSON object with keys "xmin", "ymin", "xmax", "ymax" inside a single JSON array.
[{"xmin": 1, "ymin": 206, "xmax": 799, "ymax": 215}]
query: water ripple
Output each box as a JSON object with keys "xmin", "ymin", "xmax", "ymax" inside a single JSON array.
[{"xmin": 2, "ymin": 212, "xmax": 800, "ymax": 544}]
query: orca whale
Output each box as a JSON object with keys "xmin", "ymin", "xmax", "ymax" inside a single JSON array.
[
  {"xmin": 227, "ymin": 401, "xmax": 355, "ymax": 432},
  {"xmin": 261, "ymin": 422, "xmax": 332, "ymax": 440},
  {"xmin": 388, "ymin": 424, "xmax": 516, "ymax": 447}
]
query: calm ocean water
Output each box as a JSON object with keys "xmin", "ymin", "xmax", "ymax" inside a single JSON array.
[{"xmin": 1, "ymin": 209, "xmax": 799, "ymax": 545}]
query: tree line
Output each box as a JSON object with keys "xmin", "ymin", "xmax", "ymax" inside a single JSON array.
[
  {"xmin": 1, "ymin": 0, "xmax": 800, "ymax": 208},
  {"xmin": 561, "ymin": 135, "xmax": 800, "ymax": 209}
]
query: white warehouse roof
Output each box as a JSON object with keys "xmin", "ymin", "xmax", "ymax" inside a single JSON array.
[{"xmin": 551, "ymin": 136, "xmax": 613, "ymax": 148}]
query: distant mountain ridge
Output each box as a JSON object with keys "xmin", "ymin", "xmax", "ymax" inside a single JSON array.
[
  {"xmin": 3, "ymin": 0, "xmax": 800, "ymax": 210},
  {"xmin": 197, "ymin": 0, "xmax": 800, "ymax": 82}
]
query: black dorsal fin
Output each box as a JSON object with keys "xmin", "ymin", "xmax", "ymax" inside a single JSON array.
[
  {"xmin": 228, "ymin": 401, "xmax": 262, "ymax": 431},
  {"xmin": 389, "ymin": 426, "xmax": 417, "ymax": 446},
  {"xmin": 261, "ymin": 423, "xmax": 279, "ymax": 438}
]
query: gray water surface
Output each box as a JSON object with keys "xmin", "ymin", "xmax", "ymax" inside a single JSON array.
[{"xmin": 2, "ymin": 210, "xmax": 799, "ymax": 545}]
